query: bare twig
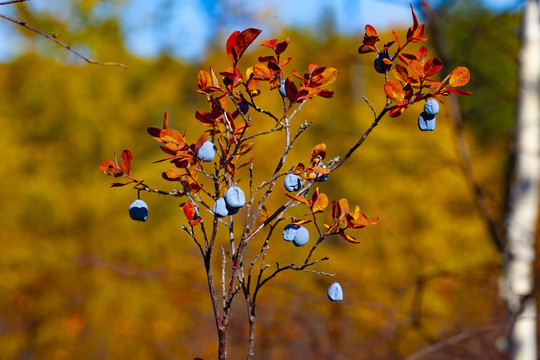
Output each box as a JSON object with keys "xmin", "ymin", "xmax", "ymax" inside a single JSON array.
[
  {"xmin": 0, "ymin": 0, "xmax": 28, "ymax": 5},
  {"xmin": 0, "ymin": 13, "xmax": 127, "ymax": 69}
]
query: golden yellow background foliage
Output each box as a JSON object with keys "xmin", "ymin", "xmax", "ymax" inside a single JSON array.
[{"xmin": 0, "ymin": 12, "xmax": 508, "ymax": 360}]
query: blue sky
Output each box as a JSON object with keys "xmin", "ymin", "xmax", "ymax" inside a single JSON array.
[{"xmin": 0, "ymin": 0, "xmax": 525, "ymax": 62}]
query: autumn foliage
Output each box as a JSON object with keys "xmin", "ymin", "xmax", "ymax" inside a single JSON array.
[{"xmin": 98, "ymin": 4, "xmax": 471, "ymax": 360}]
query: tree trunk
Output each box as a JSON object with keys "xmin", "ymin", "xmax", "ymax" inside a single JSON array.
[{"xmin": 502, "ymin": 0, "xmax": 540, "ymax": 358}]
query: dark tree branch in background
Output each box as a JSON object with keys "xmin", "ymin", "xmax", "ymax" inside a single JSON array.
[
  {"xmin": 0, "ymin": 10, "xmax": 127, "ymax": 69},
  {"xmin": 420, "ymin": 0, "xmax": 504, "ymax": 252}
]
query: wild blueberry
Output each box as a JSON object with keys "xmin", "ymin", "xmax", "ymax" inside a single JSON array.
[
  {"xmin": 238, "ymin": 99, "xmax": 249, "ymax": 115},
  {"xmin": 327, "ymin": 282, "xmax": 343, "ymax": 302},
  {"xmin": 213, "ymin": 198, "xmax": 229, "ymax": 217},
  {"xmin": 129, "ymin": 199, "xmax": 148, "ymax": 222},
  {"xmin": 284, "ymin": 173, "xmax": 302, "ymax": 192},
  {"xmin": 424, "ymin": 99, "xmax": 440, "ymax": 116},
  {"xmin": 224, "ymin": 186, "xmax": 246, "ymax": 209},
  {"xmin": 279, "ymin": 79, "xmax": 287, "ymax": 98},
  {"xmin": 283, "ymin": 224, "xmax": 299, "ymax": 242},
  {"xmin": 374, "ymin": 53, "xmax": 392, "ymax": 74},
  {"xmin": 418, "ymin": 112, "xmax": 436, "ymax": 131},
  {"xmin": 292, "ymin": 225, "xmax": 309, "ymax": 247},
  {"xmin": 197, "ymin": 140, "xmax": 216, "ymax": 162}
]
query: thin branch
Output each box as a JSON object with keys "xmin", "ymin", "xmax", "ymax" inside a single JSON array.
[
  {"xmin": 0, "ymin": 0, "xmax": 28, "ymax": 5},
  {"xmin": 0, "ymin": 13, "xmax": 127, "ymax": 69}
]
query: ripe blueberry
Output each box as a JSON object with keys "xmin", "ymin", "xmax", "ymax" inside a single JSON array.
[
  {"xmin": 418, "ymin": 112, "xmax": 436, "ymax": 131},
  {"xmin": 197, "ymin": 140, "xmax": 216, "ymax": 162},
  {"xmin": 279, "ymin": 79, "xmax": 287, "ymax": 98},
  {"xmin": 292, "ymin": 225, "xmax": 309, "ymax": 247},
  {"xmin": 224, "ymin": 186, "xmax": 246, "ymax": 209},
  {"xmin": 238, "ymin": 99, "xmax": 249, "ymax": 115},
  {"xmin": 424, "ymin": 99, "xmax": 440, "ymax": 116},
  {"xmin": 327, "ymin": 282, "xmax": 343, "ymax": 302},
  {"xmin": 374, "ymin": 53, "xmax": 392, "ymax": 74},
  {"xmin": 284, "ymin": 173, "xmax": 302, "ymax": 192},
  {"xmin": 283, "ymin": 224, "xmax": 299, "ymax": 242},
  {"xmin": 129, "ymin": 199, "xmax": 148, "ymax": 222},
  {"xmin": 213, "ymin": 198, "xmax": 229, "ymax": 217}
]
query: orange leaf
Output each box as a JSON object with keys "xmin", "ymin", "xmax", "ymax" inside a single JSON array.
[
  {"xmin": 311, "ymin": 192, "xmax": 329, "ymax": 213},
  {"xmin": 311, "ymin": 143, "xmax": 326, "ymax": 160},
  {"xmin": 384, "ymin": 80, "xmax": 405, "ymax": 102},
  {"xmin": 197, "ymin": 70, "xmax": 212, "ymax": 89},
  {"xmin": 365, "ymin": 24, "xmax": 377, "ymax": 37},
  {"xmin": 408, "ymin": 60, "xmax": 424, "ymax": 80},
  {"xmin": 393, "ymin": 64, "xmax": 409, "ymax": 83},
  {"xmin": 311, "ymin": 67, "xmax": 339, "ymax": 87},
  {"xmin": 449, "ymin": 66, "xmax": 470, "ymax": 87},
  {"xmin": 339, "ymin": 230, "xmax": 360, "ymax": 244},
  {"xmin": 252, "ymin": 63, "xmax": 271, "ymax": 80},
  {"xmin": 291, "ymin": 219, "xmax": 311, "ymax": 226},
  {"xmin": 285, "ymin": 193, "xmax": 310, "ymax": 206}
]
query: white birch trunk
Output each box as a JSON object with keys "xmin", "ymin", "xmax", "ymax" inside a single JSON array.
[{"xmin": 502, "ymin": 1, "xmax": 540, "ymax": 358}]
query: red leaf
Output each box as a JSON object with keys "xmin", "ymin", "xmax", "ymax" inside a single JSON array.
[
  {"xmin": 232, "ymin": 28, "xmax": 262, "ymax": 63},
  {"xmin": 389, "ymin": 105, "xmax": 406, "ymax": 117},
  {"xmin": 226, "ymin": 30, "xmax": 240, "ymax": 63},
  {"xmin": 120, "ymin": 150, "xmax": 133, "ymax": 175},
  {"xmin": 284, "ymin": 77, "xmax": 298, "ymax": 103},
  {"xmin": 109, "ymin": 182, "xmax": 130, "ymax": 187},
  {"xmin": 446, "ymin": 88, "xmax": 472, "ymax": 96},
  {"xmin": 424, "ymin": 58, "xmax": 443, "ymax": 77},
  {"xmin": 275, "ymin": 37, "xmax": 290, "ymax": 55}
]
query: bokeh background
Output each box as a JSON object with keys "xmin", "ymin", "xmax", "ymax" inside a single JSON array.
[{"xmin": 0, "ymin": 0, "xmax": 528, "ymax": 359}]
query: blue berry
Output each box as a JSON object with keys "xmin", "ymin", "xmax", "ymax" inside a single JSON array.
[
  {"xmin": 129, "ymin": 199, "xmax": 148, "ymax": 222},
  {"xmin": 327, "ymin": 282, "xmax": 343, "ymax": 302},
  {"xmin": 424, "ymin": 99, "xmax": 440, "ymax": 116},
  {"xmin": 283, "ymin": 224, "xmax": 299, "ymax": 242},
  {"xmin": 197, "ymin": 141, "xmax": 216, "ymax": 162},
  {"xmin": 213, "ymin": 198, "xmax": 229, "ymax": 217},
  {"xmin": 374, "ymin": 53, "xmax": 392, "ymax": 74},
  {"xmin": 279, "ymin": 79, "xmax": 287, "ymax": 98},
  {"xmin": 284, "ymin": 173, "xmax": 302, "ymax": 192},
  {"xmin": 238, "ymin": 100, "xmax": 249, "ymax": 115},
  {"xmin": 292, "ymin": 225, "xmax": 309, "ymax": 247},
  {"xmin": 418, "ymin": 112, "xmax": 436, "ymax": 131},
  {"xmin": 224, "ymin": 186, "xmax": 245, "ymax": 209}
]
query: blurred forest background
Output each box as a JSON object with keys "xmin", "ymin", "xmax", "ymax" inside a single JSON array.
[{"xmin": 0, "ymin": 0, "xmax": 529, "ymax": 359}]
